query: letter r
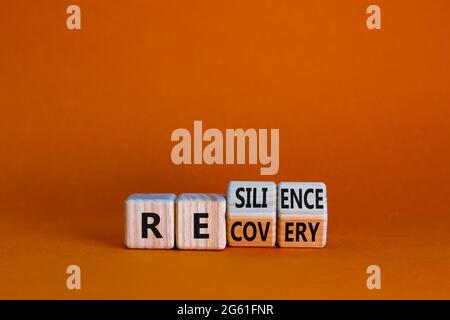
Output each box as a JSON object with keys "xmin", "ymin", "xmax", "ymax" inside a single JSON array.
[{"xmin": 142, "ymin": 213, "xmax": 163, "ymax": 238}]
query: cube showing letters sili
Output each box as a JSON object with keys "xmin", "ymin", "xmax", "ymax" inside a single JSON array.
[
  {"xmin": 277, "ymin": 182, "xmax": 327, "ymax": 248},
  {"xmin": 226, "ymin": 181, "xmax": 277, "ymax": 247},
  {"xmin": 176, "ymin": 194, "xmax": 227, "ymax": 250},
  {"xmin": 125, "ymin": 194, "xmax": 176, "ymax": 249}
]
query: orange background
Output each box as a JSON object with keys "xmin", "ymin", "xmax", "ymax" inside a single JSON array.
[{"xmin": 1, "ymin": 0, "xmax": 449, "ymax": 299}]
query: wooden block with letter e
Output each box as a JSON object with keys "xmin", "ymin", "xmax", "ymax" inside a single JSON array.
[
  {"xmin": 176, "ymin": 194, "xmax": 226, "ymax": 250},
  {"xmin": 226, "ymin": 181, "xmax": 277, "ymax": 247},
  {"xmin": 125, "ymin": 194, "xmax": 176, "ymax": 249},
  {"xmin": 277, "ymin": 182, "xmax": 327, "ymax": 248}
]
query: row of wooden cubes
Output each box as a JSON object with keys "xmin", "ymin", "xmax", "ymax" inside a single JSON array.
[{"xmin": 125, "ymin": 181, "xmax": 327, "ymax": 250}]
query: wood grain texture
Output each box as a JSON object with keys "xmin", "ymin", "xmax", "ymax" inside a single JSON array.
[
  {"xmin": 125, "ymin": 194, "xmax": 175, "ymax": 249},
  {"xmin": 277, "ymin": 182, "xmax": 327, "ymax": 248},
  {"xmin": 226, "ymin": 181, "xmax": 276, "ymax": 247},
  {"xmin": 176, "ymin": 194, "xmax": 226, "ymax": 250}
]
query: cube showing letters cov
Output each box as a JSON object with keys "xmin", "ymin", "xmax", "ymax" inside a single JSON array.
[
  {"xmin": 277, "ymin": 182, "xmax": 327, "ymax": 248},
  {"xmin": 226, "ymin": 181, "xmax": 277, "ymax": 247},
  {"xmin": 125, "ymin": 194, "xmax": 176, "ymax": 249},
  {"xmin": 176, "ymin": 194, "xmax": 226, "ymax": 250}
]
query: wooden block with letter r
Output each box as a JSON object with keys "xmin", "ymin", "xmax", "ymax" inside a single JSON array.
[
  {"xmin": 125, "ymin": 193, "xmax": 176, "ymax": 249},
  {"xmin": 226, "ymin": 181, "xmax": 277, "ymax": 247},
  {"xmin": 176, "ymin": 194, "xmax": 226, "ymax": 250},
  {"xmin": 277, "ymin": 182, "xmax": 327, "ymax": 248}
]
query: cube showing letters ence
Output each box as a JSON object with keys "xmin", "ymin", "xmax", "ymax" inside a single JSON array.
[
  {"xmin": 277, "ymin": 182, "xmax": 327, "ymax": 248},
  {"xmin": 176, "ymin": 193, "xmax": 227, "ymax": 250},
  {"xmin": 125, "ymin": 193, "xmax": 176, "ymax": 249},
  {"xmin": 226, "ymin": 181, "xmax": 277, "ymax": 247}
]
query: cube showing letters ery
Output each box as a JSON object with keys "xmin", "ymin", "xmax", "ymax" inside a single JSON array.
[
  {"xmin": 226, "ymin": 181, "xmax": 277, "ymax": 247},
  {"xmin": 277, "ymin": 182, "xmax": 327, "ymax": 248},
  {"xmin": 125, "ymin": 194, "xmax": 176, "ymax": 249},
  {"xmin": 176, "ymin": 194, "xmax": 226, "ymax": 250}
]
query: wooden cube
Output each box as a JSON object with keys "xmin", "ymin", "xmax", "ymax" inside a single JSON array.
[
  {"xmin": 176, "ymin": 194, "xmax": 226, "ymax": 250},
  {"xmin": 125, "ymin": 194, "xmax": 176, "ymax": 249},
  {"xmin": 226, "ymin": 181, "xmax": 276, "ymax": 247},
  {"xmin": 277, "ymin": 182, "xmax": 327, "ymax": 248}
]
